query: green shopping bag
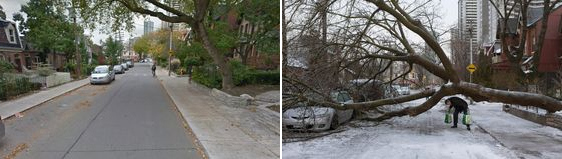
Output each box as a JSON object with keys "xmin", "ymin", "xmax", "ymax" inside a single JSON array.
[
  {"xmin": 444, "ymin": 110, "xmax": 452, "ymax": 124},
  {"xmin": 462, "ymin": 109, "xmax": 472, "ymax": 125}
]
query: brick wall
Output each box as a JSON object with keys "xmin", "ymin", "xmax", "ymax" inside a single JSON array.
[{"xmin": 546, "ymin": 113, "xmax": 562, "ymax": 130}]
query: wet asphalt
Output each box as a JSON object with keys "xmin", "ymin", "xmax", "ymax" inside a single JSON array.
[{"xmin": 0, "ymin": 63, "xmax": 202, "ymax": 159}]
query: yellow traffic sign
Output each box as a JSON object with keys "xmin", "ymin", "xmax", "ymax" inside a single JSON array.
[
  {"xmin": 169, "ymin": 50, "xmax": 173, "ymax": 56},
  {"xmin": 467, "ymin": 63, "xmax": 476, "ymax": 73}
]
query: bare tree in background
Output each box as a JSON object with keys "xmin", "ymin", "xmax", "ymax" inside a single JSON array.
[{"xmin": 283, "ymin": 0, "xmax": 562, "ymax": 121}]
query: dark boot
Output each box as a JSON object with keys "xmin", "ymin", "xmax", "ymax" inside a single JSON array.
[
  {"xmin": 451, "ymin": 125, "xmax": 457, "ymax": 128},
  {"xmin": 467, "ymin": 125, "xmax": 471, "ymax": 131}
]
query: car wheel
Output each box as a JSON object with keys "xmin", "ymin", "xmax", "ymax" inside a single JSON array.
[{"xmin": 330, "ymin": 115, "xmax": 340, "ymax": 130}]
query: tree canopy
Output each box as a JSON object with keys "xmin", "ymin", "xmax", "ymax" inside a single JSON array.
[
  {"xmin": 104, "ymin": 36, "xmax": 123, "ymax": 66},
  {"xmin": 14, "ymin": 0, "xmax": 79, "ymax": 64},
  {"xmin": 69, "ymin": 0, "xmax": 279, "ymax": 89},
  {"xmin": 283, "ymin": 0, "xmax": 562, "ymax": 122}
]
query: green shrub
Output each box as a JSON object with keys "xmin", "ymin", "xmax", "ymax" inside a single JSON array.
[
  {"xmin": 249, "ymin": 70, "xmax": 279, "ymax": 85},
  {"xmin": 82, "ymin": 63, "xmax": 97, "ymax": 75},
  {"xmin": 0, "ymin": 76, "xmax": 41, "ymax": 100},
  {"xmin": 37, "ymin": 67, "xmax": 55, "ymax": 76},
  {"xmin": 230, "ymin": 61, "xmax": 279, "ymax": 86},
  {"xmin": 192, "ymin": 64, "xmax": 222, "ymax": 88},
  {"xmin": 0, "ymin": 60, "xmax": 15, "ymax": 73},
  {"xmin": 65, "ymin": 62, "xmax": 76, "ymax": 73},
  {"xmin": 190, "ymin": 61, "xmax": 280, "ymax": 88}
]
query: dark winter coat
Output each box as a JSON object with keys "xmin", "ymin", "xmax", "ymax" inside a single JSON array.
[
  {"xmin": 151, "ymin": 65, "xmax": 156, "ymax": 71},
  {"xmin": 447, "ymin": 97, "xmax": 468, "ymax": 111}
]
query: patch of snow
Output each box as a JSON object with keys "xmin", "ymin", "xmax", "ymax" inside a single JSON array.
[
  {"xmin": 283, "ymin": 99, "xmax": 562, "ymax": 159},
  {"xmin": 283, "ymin": 99, "xmax": 519, "ymax": 159}
]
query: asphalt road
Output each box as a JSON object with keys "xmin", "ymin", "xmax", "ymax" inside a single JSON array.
[{"xmin": 0, "ymin": 63, "xmax": 203, "ymax": 159}]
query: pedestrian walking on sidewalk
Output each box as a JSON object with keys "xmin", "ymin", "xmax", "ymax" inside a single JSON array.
[
  {"xmin": 151, "ymin": 63, "xmax": 156, "ymax": 77},
  {"xmin": 445, "ymin": 97, "xmax": 471, "ymax": 130},
  {"xmin": 188, "ymin": 65, "xmax": 193, "ymax": 84}
]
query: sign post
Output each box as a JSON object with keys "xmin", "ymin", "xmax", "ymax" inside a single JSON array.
[{"xmin": 466, "ymin": 64, "xmax": 476, "ymax": 74}]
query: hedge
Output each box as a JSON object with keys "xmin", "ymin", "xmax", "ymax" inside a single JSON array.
[
  {"xmin": 190, "ymin": 61, "xmax": 279, "ymax": 89},
  {"xmin": 0, "ymin": 76, "xmax": 42, "ymax": 100}
]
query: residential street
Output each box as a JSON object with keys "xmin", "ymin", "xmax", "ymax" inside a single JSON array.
[
  {"xmin": 0, "ymin": 63, "xmax": 203, "ymax": 159},
  {"xmin": 283, "ymin": 97, "xmax": 562, "ymax": 159}
]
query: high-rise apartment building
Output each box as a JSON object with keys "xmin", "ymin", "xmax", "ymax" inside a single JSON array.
[
  {"xmin": 144, "ymin": 20, "xmax": 154, "ymax": 35},
  {"xmin": 458, "ymin": 0, "xmax": 477, "ymax": 41},
  {"xmin": 160, "ymin": 1, "xmax": 187, "ymax": 32}
]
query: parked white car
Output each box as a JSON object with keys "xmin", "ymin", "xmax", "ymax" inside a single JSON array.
[
  {"xmin": 398, "ymin": 86, "xmax": 410, "ymax": 95},
  {"xmin": 282, "ymin": 90, "xmax": 354, "ymax": 131},
  {"xmin": 90, "ymin": 65, "xmax": 115, "ymax": 84}
]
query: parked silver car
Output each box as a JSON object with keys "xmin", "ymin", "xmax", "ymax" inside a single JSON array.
[
  {"xmin": 121, "ymin": 63, "xmax": 129, "ymax": 71},
  {"xmin": 282, "ymin": 90, "xmax": 354, "ymax": 131},
  {"xmin": 113, "ymin": 65, "xmax": 125, "ymax": 74},
  {"xmin": 90, "ymin": 65, "xmax": 115, "ymax": 84},
  {"xmin": 125, "ymin": 60, "xmax": 134, "ymax": 68}
]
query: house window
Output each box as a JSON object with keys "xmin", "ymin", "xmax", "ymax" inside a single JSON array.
[
  {"xmin": 0, "ymin": 54, "xmax": 5, "ymax": 61},
  {"xmin": 9, "ymin": 29, "xmax": 15, "ymax": 43}
]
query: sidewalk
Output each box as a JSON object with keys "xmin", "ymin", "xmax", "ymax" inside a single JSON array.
[
  {"xmin": 471, "ymin": 102, "xmax": 562, "ymax": 158},
  {"xmin": 0, "ymin": 78, "xmax": 89, "ymax": 120},
  {"xmin": 156, "ymin": 68, "xmax": 279, "ymax": 159}
]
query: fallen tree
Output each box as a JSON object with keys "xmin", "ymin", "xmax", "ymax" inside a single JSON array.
[{"xmin": 283, "ymin": 0, "xmax": 562, "ymax": 121}]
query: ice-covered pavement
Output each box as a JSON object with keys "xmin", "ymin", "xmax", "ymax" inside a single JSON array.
[
  {"xmin": 470, "ymin": 102, "xmax": 562, "ymax": 159},
  {"xmin": 283, "ymin": 98, "xmax": 562, "ymax": 159}
]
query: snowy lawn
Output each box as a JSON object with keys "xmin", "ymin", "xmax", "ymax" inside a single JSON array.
[{"xmin": 283, "ymin": 99, "xmax": 529, "ymax": 159}]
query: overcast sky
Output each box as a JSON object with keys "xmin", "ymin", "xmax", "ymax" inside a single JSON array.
[
  {"xmin": 0, "ymin": 0, "xmax": 164, "ymax": 45},
  {"xmin": 1, "ymin": 0, "xmax": 459, "ymax": 45}
]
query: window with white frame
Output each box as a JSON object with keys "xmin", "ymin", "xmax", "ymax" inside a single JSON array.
[{"xmin": 5, "ymin": 24, "xmax": 17, "ymax": 44}]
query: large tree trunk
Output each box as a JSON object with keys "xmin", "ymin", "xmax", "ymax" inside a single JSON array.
[{"xmin": 193, "ymin": 22, "xmax": 234, "ymax": 89}]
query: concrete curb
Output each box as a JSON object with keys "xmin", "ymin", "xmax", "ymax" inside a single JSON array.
[
  {"xmin": 210, "ymin": 88, "xmax": 252, "ymax": 108},
  {"xmin": 0, "ymin": 78, "xmax": 89, "ymax": 120},
  {"xmin": 256, "ymin": 102, "xmax": 280, "ymax": 135}
]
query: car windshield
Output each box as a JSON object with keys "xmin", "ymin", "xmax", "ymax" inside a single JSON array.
[
  {"xmin": 332, "ymin": 91, "xmax": 352, "ymax": 103},
  {"xmin": 93, "ymin": 67, "xmax": 109, "ymax": 73},
  {"xmin": 337, "ymin": 93, "xmax": 351, "ymax": 102}
]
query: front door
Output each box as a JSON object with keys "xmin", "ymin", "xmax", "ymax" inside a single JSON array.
[{"xmin": 15, "ymin": 58, "xmax": 22, "ymax": 72}]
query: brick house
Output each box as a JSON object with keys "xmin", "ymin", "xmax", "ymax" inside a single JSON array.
[
  {"xmin": 523, "ymin": 6, "xmax": 562, "ymax": 73},
  {"xmin": 1, "ymin": 19, "xmax": 67, "ymax": 72},
  {"xmin": 491, "ymin": 6, "xmax": 562, "ymax": 92},
  {"xmin": 235, "ymin": 17, "xmax": 280, "ymax": 70},
  {"xmin": 0, "ymin": 19, "xmax": 24, "ymax": 72},
  {"xmin": 211, "ymin": 5, "xmax": 280, "ymax": 70}
]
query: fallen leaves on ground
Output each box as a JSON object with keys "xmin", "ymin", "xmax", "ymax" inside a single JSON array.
[{"xmin": 3, "ymin": 143, "xmax": 28, "ymax": 159}]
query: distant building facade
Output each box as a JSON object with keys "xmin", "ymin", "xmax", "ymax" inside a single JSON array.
[{"xmin": 144, "ymin": 20, "xmax": 154, "ymax": 35}]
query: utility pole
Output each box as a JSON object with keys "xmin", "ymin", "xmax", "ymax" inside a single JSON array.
[
  {"xmin": 168, "ymin": 28, "xmax": 172, "ymax": 76},
  {"xmin": 468, "ymin": 21, "xmax": 474, "ymax": 83},
  {"xmin": 69, "ymin": 5, "xmax": 81, "ymax": 78},
  {"xmin": 467, "ymin": 21, "xmax": 475, "ymax": 104},
  {"xmin": 168, "ymin": 1, "xmax": 173, "ymax": 76}
]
